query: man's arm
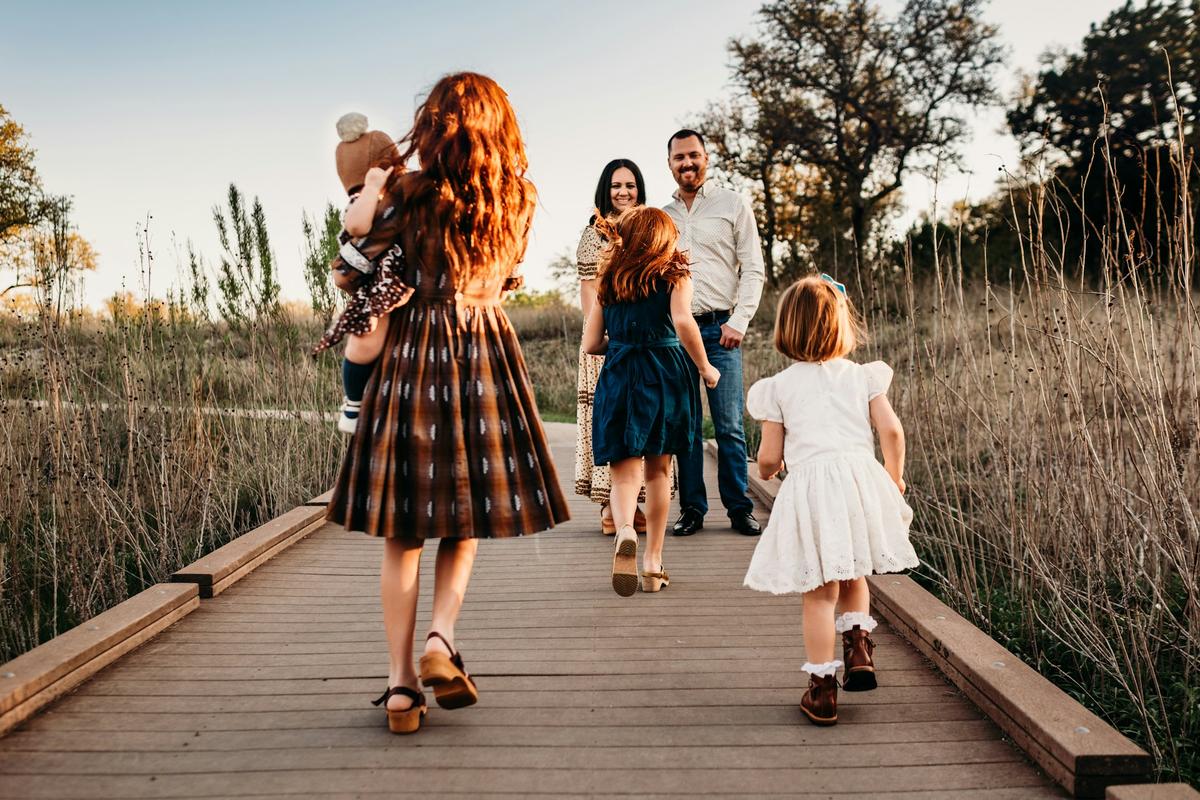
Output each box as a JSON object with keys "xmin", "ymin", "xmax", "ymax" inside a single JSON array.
[{"xmin": 725, "ymin": 192, "xmax": 766, "ymax": 336}]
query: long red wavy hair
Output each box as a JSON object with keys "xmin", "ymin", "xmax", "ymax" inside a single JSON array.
[
  {"xmin": 594, "ymin": 207, "xmax": 690, "ymax": 305},
  {"xmin": 385, "ymin": 72, "xmax": 536, "ymax": 288}
]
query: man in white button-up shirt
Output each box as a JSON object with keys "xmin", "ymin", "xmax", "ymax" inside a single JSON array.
[{"xmin": 663, "ymin": 129, "xmax": 765, "ymax": 537}]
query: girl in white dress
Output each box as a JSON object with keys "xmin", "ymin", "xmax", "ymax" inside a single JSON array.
[{"xmin": 744, "ymin": 274, "xmax": 918, "ymax": 726}]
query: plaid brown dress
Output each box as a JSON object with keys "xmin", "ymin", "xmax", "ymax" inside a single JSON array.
[{"xmin": 326, "ymin": 179, "xmax": 570, "ymax": 541}]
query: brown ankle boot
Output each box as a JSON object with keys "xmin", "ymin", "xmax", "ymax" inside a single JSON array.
[
  {"xmin": 800, "ymin": 673, "xmax": 838, "ymax": 725},
  {"xmin": 842, "ymin": 626, "xmax": 877, "ymax": 691}
]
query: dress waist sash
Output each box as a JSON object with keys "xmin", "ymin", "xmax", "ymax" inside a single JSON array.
[{"xmin": 604, "ymin": 336, "xmax": 681, "ymax": 386}]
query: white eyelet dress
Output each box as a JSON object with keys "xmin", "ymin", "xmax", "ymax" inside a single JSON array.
[{"xmin": 743, "ymin": 359, "xmax": 918, "ymax": 594}]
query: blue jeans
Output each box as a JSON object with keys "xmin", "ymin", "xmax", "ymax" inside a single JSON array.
[{"xmin": 679, "ymin": 316, "xmax": 753, "ymax": 518}]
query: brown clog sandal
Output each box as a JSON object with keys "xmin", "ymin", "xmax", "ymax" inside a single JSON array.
[
  {"xmin": 633, "ymin": 507, "xmax": 648, "ymax": 533},
  {"xmin": 371, "ymin": 685, "xmax": 427, "ymax": 734},
  {"xmin": 419, "ymin": 632, "xmax": 479, "ymax": 710},
  {"xmin": 640, "ymin": 567, "xmax": 670, "ymax": 593},
  {"xmin": 611, "ymin": 525, "xmax": 638, "ymax": 597},
  {"xmin": 601, "ymin": 506, "xmax": 616, "ymax": 536}
]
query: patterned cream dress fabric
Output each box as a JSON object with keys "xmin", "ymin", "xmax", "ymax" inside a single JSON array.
[{"xmin": 572, "ymin": 223, "xmax": 674, "ymax": 505}]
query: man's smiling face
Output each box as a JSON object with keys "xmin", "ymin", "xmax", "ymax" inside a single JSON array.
[{"xmin": 669, "ymin": 134, "xmax": 708, "ymax": 192}]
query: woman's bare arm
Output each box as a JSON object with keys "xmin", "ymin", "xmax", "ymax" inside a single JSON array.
[
  {"xmin": 582, "ymin": 301, "xmax": 607, "ymax": 356},
  {"xmin": 579, "ymin": 278, "xmax": 597, "ymax": 321}
]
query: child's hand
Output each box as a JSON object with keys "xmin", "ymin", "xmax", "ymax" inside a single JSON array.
[
  {"xmin": 363, "ymin": 165, "xmax": 394, "ymax": 195},
  {"xmin": 701, "ymin": 364, "xmax": 720, "ymax": 388},
  {"xmin": 893, "ymin": 476, "xmax": 907, "ymax": 495}
]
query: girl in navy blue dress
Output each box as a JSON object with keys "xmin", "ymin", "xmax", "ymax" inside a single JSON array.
[{"xmin": 582, "ymin": 207, "xmax": 721, "ymax": 597}]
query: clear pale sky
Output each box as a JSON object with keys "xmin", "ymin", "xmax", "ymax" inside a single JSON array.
[{"xmin": 1, "ymin": 0, "xmax": 1126, "ymax": 307}]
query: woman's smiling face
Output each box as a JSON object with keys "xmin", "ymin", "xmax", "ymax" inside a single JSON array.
[{"xmin": 609, "ymin": 166, "xmax": 638, "ymax": 212}]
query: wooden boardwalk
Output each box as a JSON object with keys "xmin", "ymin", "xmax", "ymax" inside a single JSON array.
[{"xmin": 0, "ymin": 422, "xmax": 1064, "ymax": 798}]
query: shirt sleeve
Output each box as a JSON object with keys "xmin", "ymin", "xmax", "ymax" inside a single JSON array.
[
  {"xmin": 575, "ymin": 225, "xmax": 603, "ymax": 280},
  {"xmin": 745, "ymin": 377, "xmax": 783, "ymax": 423},
  {"xmin": 863, "ymin": 361, "xmax": 894, "ymax": 400},
  {"xmin": 726, "ymin": 192, "xmax": 766, "ymax": 334}
]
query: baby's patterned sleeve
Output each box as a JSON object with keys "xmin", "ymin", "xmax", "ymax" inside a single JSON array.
[
  {"xmin": 863, "ymin": 361, "xmax": 894, "ymax": 400},
  {"xmin": 745, "ymin": 378, "xmax": 784, "ymax": 423},
  {"xmin": 331, "ymin": 194, "xmax": 404, "ymax": 278}
]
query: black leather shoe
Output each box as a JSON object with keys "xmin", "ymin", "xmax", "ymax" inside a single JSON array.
[
  {"xmin": 671, "ymin": 508, "xmax": 705, "ymax": 536},
  {"xmin": 730, "ymin": 511, "xmax": 761, "ymax": 536}
]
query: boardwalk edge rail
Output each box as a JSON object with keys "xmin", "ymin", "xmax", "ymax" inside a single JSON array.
[
  {"xmin": 737, "ymin": 450, "xmax": 1178, "ymax": 800},
  {"xmin": 0, "ymin": 583, "xmax": 199, "ymax": 736},
  {"xmin": 0, "ymin": 493, "xmax": 329, "ymax": 737}
]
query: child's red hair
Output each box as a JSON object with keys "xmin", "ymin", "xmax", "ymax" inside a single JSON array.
[{"xmin": 593, "ymin": 207, "xmax": 689, "ymax": 305}]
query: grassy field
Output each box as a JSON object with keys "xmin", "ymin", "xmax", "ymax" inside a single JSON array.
[{"xmin": 2, "ymin": 202, "xmax": 1197, "ymax": 783}]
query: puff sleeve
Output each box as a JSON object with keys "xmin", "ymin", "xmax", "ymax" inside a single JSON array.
[
  {"xmin": 863, "ymin": 361, "xmax": 894, "ymax": 400},
  {"xmin": 575, "ymin": 225, "xmax": 604, "ymax": 280},
  {"xmin": 746, "ymin": 377, "xmax": 784, "ymax": 423}
]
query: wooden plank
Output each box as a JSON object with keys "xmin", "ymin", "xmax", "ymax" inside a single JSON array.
[
  {"xmin": 305, "ymin": 489, "xmax": 333, "ymax": 506},
  {"xmin": 0, "ymin": 763, "xmax": 1056, "ymax": 798},
  {"xmin": 1, "ymin": 718, "xmax": 997, "ymax": 751},
  {"xmin": 870, "ymin": 575, "xmax": 1152, "ymax": 797},
  {"xmin": 0, "ymin": 584, "xmax": 198, "ymax": 735},
  {"xmin": 24, "ymin": 705, "xmax": 990, "ymax": 733},
  {"xmin": 53, "ymin": 683, "xmax": 964, "ymax": 712},
  {"xmin": 0, "ymin": 739, "xmax": 1028, "ymax": 774},
  {"xmin": 1107, "ymin": 785, "xmax": 1200, "ymax": 800},
  {"xmin": 170, "ymin": 505, "xmax": 326, "ymax": 597}
]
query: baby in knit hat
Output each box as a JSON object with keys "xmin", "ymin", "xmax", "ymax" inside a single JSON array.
[{"xmin": 331, "ymin": 112, "xmax": 404, "ymax": 433}]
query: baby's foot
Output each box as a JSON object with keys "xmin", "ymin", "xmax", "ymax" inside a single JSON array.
[{"xmin": 338, "ymin": 397, "xmax": 360, "ymax": 434}]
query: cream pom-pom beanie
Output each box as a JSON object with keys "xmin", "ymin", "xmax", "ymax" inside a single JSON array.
[{"xmin": 334, "ymin": 113, "xmax": 397, "ymax": 194}]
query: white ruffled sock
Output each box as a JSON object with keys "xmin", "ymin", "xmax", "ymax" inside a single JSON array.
[
  {"xmin": 835, "ymin": 611, "xmax": 877, "ymax": 634},
  {"xmin": 801, "ymin": 660, "xmax": 843, "ymax": 677}
]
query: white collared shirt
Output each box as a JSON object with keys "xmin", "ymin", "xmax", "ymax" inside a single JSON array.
[{"xmin": 663, "ymin": 182, "xmax": 765, "ymax": 334}]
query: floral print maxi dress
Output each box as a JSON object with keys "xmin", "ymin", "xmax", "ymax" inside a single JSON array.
[{"xmin": 328, "ymin": 178, "xmax": 570, "ymax": 540}]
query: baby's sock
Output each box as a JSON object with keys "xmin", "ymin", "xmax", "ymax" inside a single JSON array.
[
  {"xmin": 801, "ymin": 660, "xmax": 843, "ymax": 677},
  {"xmin": 342, "ymin": 357, "xmax": 375, "ymax": 405},
  {"xmin": 835, "ymin": 612, "xmax": 877, "ymax": 633}
]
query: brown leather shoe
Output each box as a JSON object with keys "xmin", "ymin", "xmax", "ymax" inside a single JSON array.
[
  {"xmin": 800, "ymin": 673, "xmax": 838, "ymax": 725},
  {"xmin": 842, "ymin": 626, "xmax": 877, "ymax": 692}
]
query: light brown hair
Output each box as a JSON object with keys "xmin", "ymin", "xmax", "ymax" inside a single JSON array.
[
  {"xmin": 593, "ymin": 207, "xmax": 690, "ymax": 305},
  {"xmin": 774, "ymin": 275, "xmax": 866, "ymax": 362},
  {"xmin": 384, "ymin": 72, "xmax": 536, "ymax": 288}
]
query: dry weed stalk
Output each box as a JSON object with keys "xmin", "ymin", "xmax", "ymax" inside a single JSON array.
[{"xmin": 881, "ymin": 137, "xmax": 1198, "ymax": 778}]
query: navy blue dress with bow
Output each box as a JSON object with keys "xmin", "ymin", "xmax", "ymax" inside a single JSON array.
[{"xmin": 591, "ymin": 282, "xmax": 702, "ymax": 465}]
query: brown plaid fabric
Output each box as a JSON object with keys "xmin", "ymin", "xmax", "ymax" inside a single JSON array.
[{"xmin": 326, "ymin": 212, "xmax": 569, "ymax": 540}]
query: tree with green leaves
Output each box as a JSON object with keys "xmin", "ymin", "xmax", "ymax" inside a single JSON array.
[
  {"xmin": 301, "ymin": 203, "xmax": 342, "ymax": 326},
  {"xmin": 0, "ymin": 104, "xmax": 47, "ymax": 247},
  {"xmin": 1007, "ymin": 0, "xmax": 1198, "ymax": 278},
  {"xmin": 707, "ymin": 0, "xmax": 1004, "ymax": 274},
  {"xmin": 212, "ymin": 184, "xmax": 280, "ymax": 327}
]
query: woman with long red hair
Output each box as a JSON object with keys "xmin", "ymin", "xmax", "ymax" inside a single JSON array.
[
  {"xmin": 582, "ymin": 207, "xmax": 719, "ymax": 597},
  {"xmin": 324, "ymin": 72, "xmax": 570, "ymax": 734}
]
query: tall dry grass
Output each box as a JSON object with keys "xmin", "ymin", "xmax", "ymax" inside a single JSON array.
[
  {"xmin": 861, "ymin": 145, "xmax": 1199, "ymax": 780},
  {"xmin": 0, "ymin": 304, "xmax": 344, "ymax": 662}
]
